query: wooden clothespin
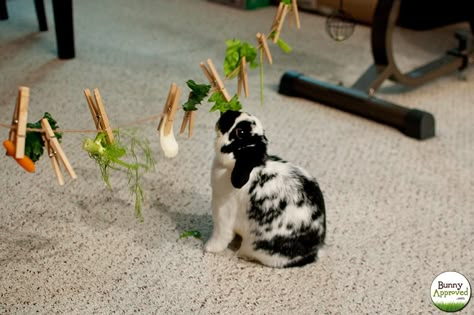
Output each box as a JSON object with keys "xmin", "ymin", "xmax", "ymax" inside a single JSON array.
[
  {"xmin": 237, "ymin": 56, "xmax": 249, "ymax": 98},
  {"xmin": 269, "ymin": 2, "xmax": 289, "ymax": 43},
  {"xmin": 158, "ymin": 83, "xmax": 181, "ymax": 136},
  {"xmin": 41, "ymin": 118, "xmax": 77, "ymax": 186},
  {"xmin": 8, "ymin": 86, "xmax": 29, "ymax": 159},
  {"xmin": 200, "ymin": 59, "xmax": 231, "ymax": 102},
  {"xmin": 256, "ymin": 33, "xmax": 273, "ymax": 65},
  {"xmin": 179, "ymin": 91, "xmax": 195, "ymax": 138},
  {"xmin": 84, "ymin": 88, "xmax": 114, "ymax": 144},
  {"xmin": 180, "ymin": 110, "xmax": 195, "ymax": 138},
  {"xmin": 291, "ymin": 0, "xmax": 301, "ymax": 29}
]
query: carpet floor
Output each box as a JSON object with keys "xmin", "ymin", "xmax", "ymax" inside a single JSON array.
[{"xmin": 1, "ymin": 0, "xmax": 473, "ymax": 314}]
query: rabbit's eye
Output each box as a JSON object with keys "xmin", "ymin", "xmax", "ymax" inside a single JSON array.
[{"xmin": 234, "ymin": 128, "xmax": 246, "ymax": 139}]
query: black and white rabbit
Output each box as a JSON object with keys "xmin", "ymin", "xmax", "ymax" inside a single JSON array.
[{"xmin": 205, "ymin": 110, "xmax": 326, "ymax": 268}]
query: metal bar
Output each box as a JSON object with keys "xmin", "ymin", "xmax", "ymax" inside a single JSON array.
[{"xmin": 279, "ymin": 71, "xmax": 435, "ymax": 140}]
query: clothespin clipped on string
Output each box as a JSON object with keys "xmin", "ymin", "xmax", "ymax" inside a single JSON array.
[
  {"xmin": 270, "ymin": 0, "xmax": 300, "ymax": 42},
  {"xmin": 157, "ymin": 83, "xmax": 181, "ymax": 158},
  {"xmin": 180, "ymin": 103, "xmax": 195, "ymax": 138},
  {"xmin": 41, "ymin": 118, "xmax": 77, "ymax": 185},
  {"xmin": 237, "ymin": 56, "xmax": 249, "ymax": 98},
  {"xmin": 289, "ymin": 0, "xmax": 301, "ymax": 29},
  {"xmin": 158, "ymin": 83, "xmax": 181, "ymax": 136},
  {"xmin": 256, "ymin": 33, "xmax": 273, "ymax": 65},
  {"xmin": 84, "ymin": 88, "xmax": 115, "ymax": 144},
  {"xmin": 8, "ymin": 86, "xmax": 29, "ymax": 159},
  {"xmin": 3, "ymin": 86, "xmax": 35, "ymax": 173},
  {"xmin": 270, "ymin": 1, "xmax": 289, "ymax": 43},
  {"xmin": 200, "ymin": 59, "xmax": 231, "ymax": 102}
]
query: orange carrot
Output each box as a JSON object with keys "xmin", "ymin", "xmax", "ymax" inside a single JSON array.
[{"xmin": 3, "ymin": 139, "xmax": 35, "ymax": 173}]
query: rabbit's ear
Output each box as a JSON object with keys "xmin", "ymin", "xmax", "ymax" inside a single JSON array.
[
  {"xmin": 231, "ymin": 159, "xmax": 254, "ymax": 189},
  {"xmin": 230, "ymin": 134, "xmax": 268, "ymax": 189}
]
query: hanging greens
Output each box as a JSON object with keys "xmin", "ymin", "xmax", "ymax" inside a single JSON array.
[
  {"xmin": 182, "ymin": 80, "xmax": 211, "ymax": 112},
  {"xmin": 25, "ymin": 112, "xmax": 62, "ymax": 162},
  {"xmin": 223, "ymin": 39, "xmax": 258, "ymax": 79},
  {"xmin": 208, "ymin": 92, "xmax": 242, "ymax": 113},
  {"xmin": 269, "ymin": 31, "xmax": 292, "ymax": 53},
  {"xmin": 83, "ymin": 130, "xmax": 155, "ymax": 221}
]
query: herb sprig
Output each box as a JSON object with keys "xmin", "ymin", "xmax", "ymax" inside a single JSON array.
[{"xmin": 83, "ymin": 130, "xmax": 155, "ymax": 220}]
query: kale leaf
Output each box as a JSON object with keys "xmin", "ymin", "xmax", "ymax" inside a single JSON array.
[
  {"xmin": 182, "ymin": 80, "xmax": 211, "ymax": 111},
  {"xmin": 208, "ymin": 92, "xmax": 242, "ymax": 113},
  {"xmin": 25, "ymin": 112, "xmax": 62, "ymax": 162},
  {"xmin": 224, "ymin": 39, "xmax": 258, "ymax": 78}
]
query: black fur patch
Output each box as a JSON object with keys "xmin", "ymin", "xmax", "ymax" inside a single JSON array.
[
  {"xmin": 284, "ymin": 254, "xmax": 316, "ymax": 268},
  {"xmin": 249, "ymin": 171, "xmax": 277, "ymax": 194},
  {"xmin": 268, "ymin": 155, "xmax": 287, "ymax": 163},
  {"xmin": 216, "ymin": 110, "xmax": 241, "ymax": 134},
  {"xmin": 229, "ymin": 121, "xmax": 255, "ymax": 141},
  {"xmin": 253, "ymin": 226, "xmax": 324, "ymax": 259},
  {"xmin": 221, "ymin": 121, "xmax": 267, "ymax": 157},
  {"xmin": 291, "ymin": 169, "xmax": 325, "ymax": 212},
  {"xmin": 221, "ymin": 119, "xmax": 268, "ymax": 189},
  {"xmin": 248, "ymin": 195, "xmax": 286, "ymax": 225}
]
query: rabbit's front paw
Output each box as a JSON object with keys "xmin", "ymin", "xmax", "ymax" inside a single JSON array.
[{"xmin": 204, "ymin": 238, "xmax": 228, "ymax": 253}]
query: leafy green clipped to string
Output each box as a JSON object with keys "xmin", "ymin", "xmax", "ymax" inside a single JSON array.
[
  {"xmin": 82, "ymin": 129, "xmax": 155, "ymax": 221},
  {"xmin": 25, "ymin": 112, "xmax": 62, "ymax": 162},
  {"xmin": 208, "ymin": 92, "xmax": 242, "ymax": 113},
  {"xmin": 224, "ymin": 39, "xmax": 258, "ymax": 79},
  {"xmin": 127, "ymin": 131, "xmax": 155, "ymax": 219},
  {"xmin": 182, "ymin": 80, "xmax": 211, "ymax": 111},
  {"xmin": 276, "ymin": 37, "xmax": 292, "ymax": 53},
  {"xmin": 83, "ymin": 132, "xmax": 124, "ymax": 189},
  {"xmin": 269, "ymin": 31, "xmax": 292, "ymax": 53}
]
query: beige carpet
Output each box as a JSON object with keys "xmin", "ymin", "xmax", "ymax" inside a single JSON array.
[{"xmin": 1, "ymin": 0, "xmax": 473, "ymax": 313}]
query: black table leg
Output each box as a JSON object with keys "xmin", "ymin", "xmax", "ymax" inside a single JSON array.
[
  {"xmin": 34, "ymin": 0, "xmax": 48, "ymax": 31},
  {"xmin": 52, "ymin": 0, "xmax": 75, "ymax": 59},
  {"xmin": 0, "ymin": 0, "xmax": 8, "ymax": 20}
]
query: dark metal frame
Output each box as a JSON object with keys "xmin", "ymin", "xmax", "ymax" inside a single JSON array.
[
  {"xmin": 0, "ymin": 0, "xmax": 75, "ymax": 59},
  {"xmin": 279, "ymin": 0, "xmax": 473, "ymax": 140}
]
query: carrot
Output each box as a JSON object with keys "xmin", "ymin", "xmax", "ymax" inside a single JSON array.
[{"xmin": 3, "ymin": 139, "xmax": 35, "ymax": 173}]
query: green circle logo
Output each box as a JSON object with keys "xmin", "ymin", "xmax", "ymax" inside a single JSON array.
[{"xmin": 431, "ymin": 271, "xmax": 471, "ymax": 312}]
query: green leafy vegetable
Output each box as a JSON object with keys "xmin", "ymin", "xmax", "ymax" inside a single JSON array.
[
  {"xmin": 208, "ymin": 92, "xmax": 242, "ymax": 113},
  {"xmin": 224, "ymin": 39, "xmax": 258, "ymax": 79},
  {"xmin": 25, "ymin": 112, "xmax": 62, "ymax": 162},
  {"xmin": 182, "ymin": 80, "xmax": 211, "ymax": 111},
  {"xmin": 276, "ymin": 37, "xmax": 292, "ymax": 53},
  {"xmin": 281, "ymin": 0, "xmax": 291, "ymax": 4},
  {"xmin": 179, "ymin": 230, "xmax": 202, "ymax": 239},
  {"xmin": 83, "ymin": 130, "xmax": 155, "ymax": 220},
  {"xmin": 269, "ymin": 31, "xmax": 292, "ymax": 53}
]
